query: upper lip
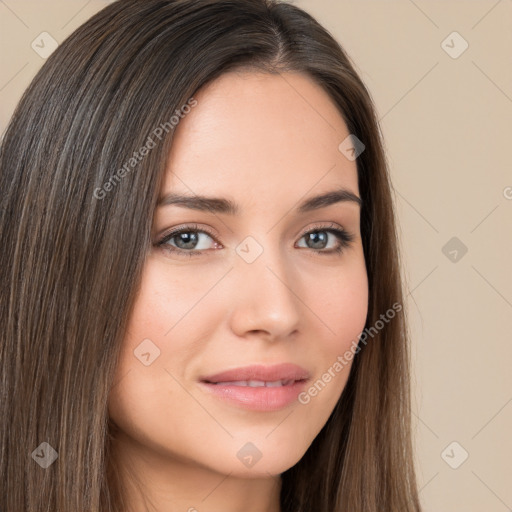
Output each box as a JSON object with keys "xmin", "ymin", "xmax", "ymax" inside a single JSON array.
[{"xmin": 200, "ymin": 363, "xmax": 310, "ymax": 383}]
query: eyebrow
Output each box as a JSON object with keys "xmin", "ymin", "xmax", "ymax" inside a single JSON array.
[{"xmin": 157, "ymin": 187, "xmax": 362, "ymax": 215}]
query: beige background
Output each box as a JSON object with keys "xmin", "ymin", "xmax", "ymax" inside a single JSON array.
[{"xmin": 1, "ymin": 1, "xmax": 511, "ymax": 510}]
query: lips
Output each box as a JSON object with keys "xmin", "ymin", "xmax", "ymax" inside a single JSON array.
[
  {"xmin": 198, "ymin": 363, "xmax": 311, "ymax": 411},
  {"xmin": 210, "ymin": 379, "xmax": 295, "ymax": 387},
  {"xmin": 200, "ymin": 363, "xmax": 310, "ymax": 385}
]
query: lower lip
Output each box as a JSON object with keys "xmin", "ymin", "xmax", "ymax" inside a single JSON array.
[{"xmin": 199, "ymin": 380, "xmax": 308, "ymax": 411}]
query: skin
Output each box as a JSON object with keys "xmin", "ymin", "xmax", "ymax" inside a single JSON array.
[{"xmin": 107, "ymin": 70, "xmax": 369, "ymax": 512}]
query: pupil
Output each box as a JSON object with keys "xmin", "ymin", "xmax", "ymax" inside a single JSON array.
[
  {"xmin": 308, "ymin": 231, "xmax": 327, "ymax": 249},
  {"xmin": 176, "ymin": 232, "xmax": 198, "ymax": 249}
]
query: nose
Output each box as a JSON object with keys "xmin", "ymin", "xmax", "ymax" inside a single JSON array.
[{"xmin": 227, "ymin": 244, "xmax": 302, "ymax": 342}]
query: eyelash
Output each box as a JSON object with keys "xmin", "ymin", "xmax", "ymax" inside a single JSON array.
[{"xmin": 155, "ymin": 222, "xmax": 355, "ymax": 258}]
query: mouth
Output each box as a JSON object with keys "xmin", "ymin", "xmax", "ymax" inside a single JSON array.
[
  {"xmin": 198, "ymin": 363, "xmax": 310, "ymax": 412},
  {"xmin": 203, "ymin": 379, "xmax": 301, "ymax": 387}
]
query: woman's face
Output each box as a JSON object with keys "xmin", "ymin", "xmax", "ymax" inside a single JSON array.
[{"xmin": 108, "ymin": 71, "xmax": 368, "ymax": 480}]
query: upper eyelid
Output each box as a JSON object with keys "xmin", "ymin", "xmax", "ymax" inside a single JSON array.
[{"xmin": 159, "ymin": 224, "xmax": 217, "ymax": 241}]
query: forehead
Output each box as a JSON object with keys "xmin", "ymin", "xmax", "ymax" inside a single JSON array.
[{"xmin": 162, "ymin": 70, "xmax": 359, "ymax": 202}]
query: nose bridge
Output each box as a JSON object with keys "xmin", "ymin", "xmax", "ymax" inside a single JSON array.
[{"xmin": 228, "ymin": 234, "xmax": 301, "ymax": 338}]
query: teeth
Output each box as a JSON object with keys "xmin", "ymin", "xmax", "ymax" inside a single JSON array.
[
  {"xmin": 265, "ymin": 380, "xmax": 283, "ymax": 387},
  {"xmin": 213, "ymin": 380, "xmax": 292, "ymax": 387},
  {"xmin": 248, "ymin": 380, "xmax": 266, "ymax": 387}
]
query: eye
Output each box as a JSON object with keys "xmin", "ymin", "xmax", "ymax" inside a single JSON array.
[
  {"xmin": 156, "ymin": 224, "xmax": 219, "ymax": 257},
  {"xmin": 296, "ymin": 223, "xmax": 355, "ymax": 255},
  {"xmin": 155, "ymin": 222, "xmax": 355, "ymax": 258}
]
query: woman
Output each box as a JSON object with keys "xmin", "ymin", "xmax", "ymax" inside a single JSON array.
[{"xmin": 0, "ymin": 0, "xmax": 422, "ymax": 510}]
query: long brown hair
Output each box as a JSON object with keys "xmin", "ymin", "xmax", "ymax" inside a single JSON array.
[{"xmin": 0, "ymin": 0, "xmax": 422, "ymax": 510}]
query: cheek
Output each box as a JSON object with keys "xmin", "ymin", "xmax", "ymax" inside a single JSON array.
[
  {"xmin": 324, "ymin": 283, "xmax": 368, "ymax": 335},
  {"xmin": 106, "ymin": 274, "xmax": 203, "ymax": 452},
  {"xmin": 122, "ymin": 258, "xmax": 222, "ymax": 354},
  {"xmin": 108, "ymin": 258, "xmax": 224, "ymax": 413},
  {"xmin": 126, "ymin": 260, "xmax": 195, "ymax": 337},
  {"xmin": 297, "ymin": 259, "xmax": 368, "ymax": 408},
  {"xmin": 308, "ymin": 257, "xmax": 369, "ymax": 351}
]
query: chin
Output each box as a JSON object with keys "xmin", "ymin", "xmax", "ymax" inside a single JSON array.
[{"xmin": 201, "ymin": 435, "xmax": 309, "ymax": 478}]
